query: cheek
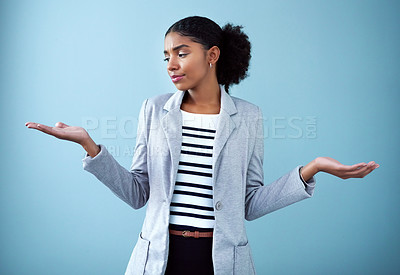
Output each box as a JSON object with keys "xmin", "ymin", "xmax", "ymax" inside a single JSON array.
[{"xmin": 185, "ymin": 58, "xmax": 207, "ymax": 77}]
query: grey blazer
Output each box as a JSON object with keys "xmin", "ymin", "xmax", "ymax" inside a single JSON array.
[{"xmin": 82, "ymin": 84, "xmax": 316, "ymax": 274}]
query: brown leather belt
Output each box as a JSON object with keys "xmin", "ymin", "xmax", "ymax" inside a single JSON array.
[{"xmin": 169, "ymin": 229, "xmax": 213, "ymax": 238}]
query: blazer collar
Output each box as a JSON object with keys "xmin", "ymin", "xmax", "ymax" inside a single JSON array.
[
  {"xmin": 161, "ymin": 84, "xmax": 238, "ymax": 200},
  {"xmin": 162, "ymin": 84, "xmax": 238, "ymax": 115}
]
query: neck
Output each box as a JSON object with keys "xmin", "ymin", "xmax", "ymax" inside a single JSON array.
[{"xmin": 185, "ymin": 80, "xmax": 221, "ymax": 107}]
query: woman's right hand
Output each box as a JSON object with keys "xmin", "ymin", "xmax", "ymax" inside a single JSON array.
[
  {"xmin": 25, "ymin": 121, "xmax": 100, "ymax": 157},
  {"xmin": 25, "ymin": 121, "xmax": 90, "ymax": 145}
]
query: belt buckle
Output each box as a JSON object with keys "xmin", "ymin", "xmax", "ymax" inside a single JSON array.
[{"xmin": 182, "ymin": 230, "xmax": 189, "ymax": 238}]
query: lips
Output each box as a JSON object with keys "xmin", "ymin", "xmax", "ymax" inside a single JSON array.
[{"xmin": 170, "ymin": 74, "xmax": 184, "ymax": 83}]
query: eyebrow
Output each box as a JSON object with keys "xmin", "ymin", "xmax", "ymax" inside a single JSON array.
[{"xmin": 164, "ymin": 44, "xmax": 190, "ymax": 55}]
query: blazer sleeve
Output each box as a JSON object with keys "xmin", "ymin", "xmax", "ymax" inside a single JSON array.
[
  {"xmin": 244, "ymin": 106, "xmax": 316, "ymax": 221},
  {"xmin": 81, "ymin": 99, "xmax": 150, "ymax": 209}
]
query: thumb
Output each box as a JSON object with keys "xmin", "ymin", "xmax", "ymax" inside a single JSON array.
[{"xmin": 55, "ymin": 122, "xmax": 70, "ymax": 128}]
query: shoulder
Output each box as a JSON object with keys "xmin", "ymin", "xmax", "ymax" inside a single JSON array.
[
  {"xmin": 145, "ymin": 92, "xmax": 174, "ymax": 107},
  {"xmin": 230, "ymin": 95, "xmax": 262, "ymax": 116},
  {"xmin": 139, "ymin": 92, "xmax": 175, "ymax": 114}
]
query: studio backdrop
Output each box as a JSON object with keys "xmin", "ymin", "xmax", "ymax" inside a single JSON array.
[{"xmin": 1, "ymin": 0, "xmax": 399, "ymax": 274}]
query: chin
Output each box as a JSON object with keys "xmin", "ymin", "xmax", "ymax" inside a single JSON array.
[{"xmin": 173, "ymin": 83, "xmax": 192, "ymax": 91}]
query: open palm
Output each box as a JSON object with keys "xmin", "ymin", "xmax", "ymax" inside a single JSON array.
[
  {"xmin": 25, "ymin": 121, "xmax": 89, "ymax": 145},
  {"xmin": 316, "ymin": 157, "xmax": 379, "ymax": 179}
]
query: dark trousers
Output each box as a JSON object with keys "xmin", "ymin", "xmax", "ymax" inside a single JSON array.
[{"xmin": 165, "ymin": 234, "xmax": 214, "ymax": 275}]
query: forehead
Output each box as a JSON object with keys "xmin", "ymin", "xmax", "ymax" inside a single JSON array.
[{"xmin": 164, "ymin": 32, "xmax": 201, "ymax": 52}]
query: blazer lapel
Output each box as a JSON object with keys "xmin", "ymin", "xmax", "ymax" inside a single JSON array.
[
  {"xmin": 212, "ymin": 86, "xmax": 237, "ymax": 182},
  {"xmin": 161, "ymin": 90, "xmax": 185, "ymax": 201},
  {"xmin": 161, "ymin": 84, "xmax": 238, "ymax": 200}
]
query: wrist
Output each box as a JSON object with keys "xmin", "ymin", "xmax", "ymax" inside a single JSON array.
[
  {"xmin": 300, "ymin": 158, "xmax": 319, "ymax": 182},
  {"xmin": 313, "ymin": 157, "xmax": 322, "ymax": 172},
  {"xmin": 81, "ymin": 135, "xmax": 94, "ymax": 148},
  {"xmin": 81, "ymin": 138, "xmax": 100, "ymax": 158}
]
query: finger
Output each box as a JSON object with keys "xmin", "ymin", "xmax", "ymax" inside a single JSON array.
[
  {"xmin": 340, "ymin": 162, "xmax": 367, "ymax": 173},
  {"xmin": 346, "ymin": 164, "xmax": 377, "ymax": 178},
  {"xmin": 344, "ymin": 165, "xmax": 370, "ymax": 178},
  {"xmin": 369, "ymin": 161, "xmax": 379, "ymax": 169},
  {"xmin": 360, "ymin": 165, "xmax": 378, "ymax": 177},
  {"xmin": 25, "ymin": 122, "xmax": 42, "ymax": 130},
  {"xmin": 25, "ymin": 122, "xmax": 39, "ymax": 128},
  {"xmin": 345, "ymin": 161, "xmax": 377, "ymax": 172},
  {"xmin": 349, "ymin": 162, "xmax": 368, "ymax": 170},
  {"xmin": 36, "ymin": 124, "xmax": 56, "ymax": 135}
]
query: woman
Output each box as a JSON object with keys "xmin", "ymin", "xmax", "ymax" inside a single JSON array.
[{"xmin": 25, "ymin": 16, "xmax": 379, "ymax": 275}]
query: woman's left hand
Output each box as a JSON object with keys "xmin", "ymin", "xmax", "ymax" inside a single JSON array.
[{"xmin": 315, "ymin": 157, "xmax": 379, "ymax": 179}]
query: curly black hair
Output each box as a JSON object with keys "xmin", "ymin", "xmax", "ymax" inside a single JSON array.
[{"xmin": 165, "ymin": 16, "xmax": 251, "ymax": 94}]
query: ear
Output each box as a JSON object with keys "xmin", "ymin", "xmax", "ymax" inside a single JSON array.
[{"xmin": 207, "ymin": 46, "xmax": 220, "ymax": 65}]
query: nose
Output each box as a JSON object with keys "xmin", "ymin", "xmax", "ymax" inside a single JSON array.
[{"xmin": 167, "ymin": 56, "xmax": 179, "ymax": 72}]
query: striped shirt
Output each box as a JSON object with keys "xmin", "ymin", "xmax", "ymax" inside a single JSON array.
[{"xmin": 169, "ymin": 109, "xmax": 220, "ymax": 231}]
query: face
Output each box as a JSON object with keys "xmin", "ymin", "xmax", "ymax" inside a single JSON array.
[{"xmin": 164, "ymin": 32, "xmax": 211, "ymax": 91}]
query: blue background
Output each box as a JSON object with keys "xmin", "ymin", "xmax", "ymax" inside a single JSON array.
[{"xmin": 1, "ymin": 0, "xmax": 399, "ymax": 274}]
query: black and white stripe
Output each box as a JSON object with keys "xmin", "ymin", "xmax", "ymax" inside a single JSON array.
[{"xmin": 169, "ymin": 110, "xmax": 220, "ymax": 229}]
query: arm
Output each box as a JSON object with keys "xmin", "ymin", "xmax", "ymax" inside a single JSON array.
[
  {"xmin": 244, "ymin": 107, "xmax": 317, "ymax": 221},
  {"xmin": 82, "ymin": 99, "xmax": 150, "ymax": 209},
  {"xmin": 25, "ymin": 99, "xmax": 151, "ymax": 209},
  {"xmin": 243, "ymin": 107, "xmax": 380, "ymax": 221}
]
